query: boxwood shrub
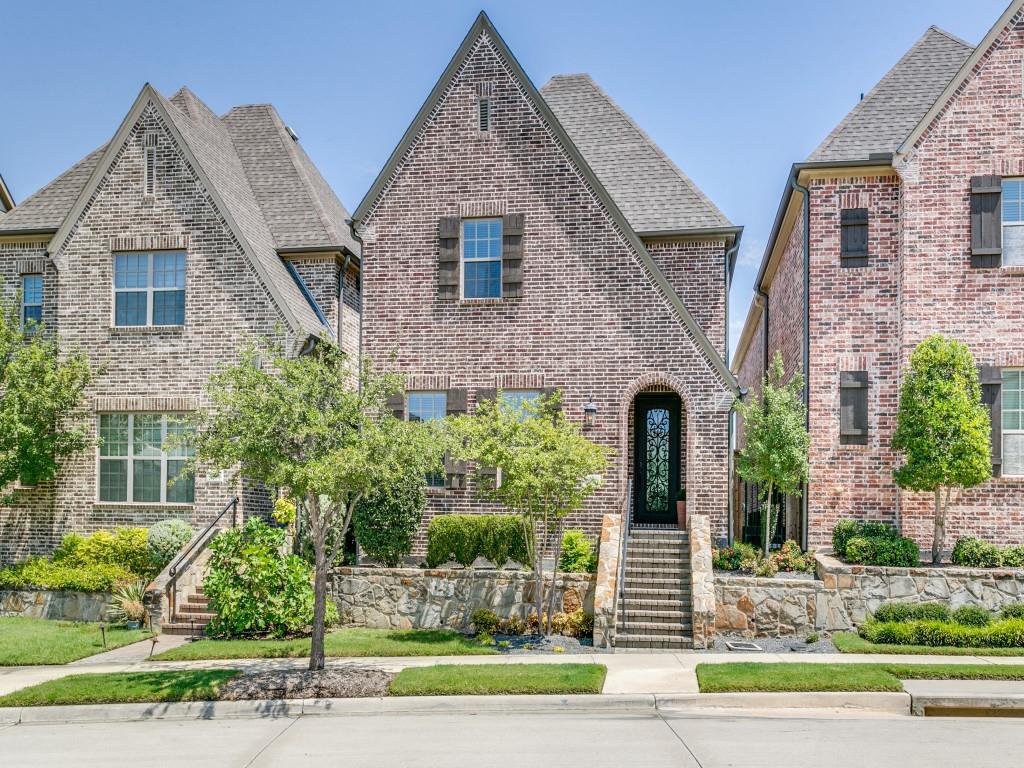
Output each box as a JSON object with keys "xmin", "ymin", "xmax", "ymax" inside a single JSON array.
[
  {"xmin": 860, "ymin": 617, "xmax": 1024, "ymax": 648},
  {"xmin": 873, "ymin": 602, "xmax": 950, "ymax": 623},
  {"xmin": 952, "ymin": 605, "xmax": 992, "ymax": 627},
  {"xmin": 832, "ymin": 519, "xmax": 898, "ymax": 558},
  {"xmin": 951, "ymin": 537, "xmax": 1024, "ymax": 568},
  {"xmin": 845, "ymin": 534, "xmax": 919, "ymax": 567},
  {"xmin": 426, "ymin": 514, "xmax": 530, "ymax": 568}
]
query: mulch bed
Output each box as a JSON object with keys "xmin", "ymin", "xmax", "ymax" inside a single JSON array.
[{"xmin": 217, "ymin": 667, "xmax": 395, "ymax": 700}]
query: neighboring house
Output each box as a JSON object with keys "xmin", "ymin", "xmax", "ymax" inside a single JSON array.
[
  {"xmin": 0, "ymin": 85, "xmax": 359, "ymax": 565},
  {"xmin": 0, "ymin": 174, "xmax": 13, "ymax": 213},
  {"xmin": 733, "ymin": 1, "xmax": 1024, "ymax": 553},
  {"xmin": 352, "ymin": 12, "xmax": 741, "ymax": 556}
]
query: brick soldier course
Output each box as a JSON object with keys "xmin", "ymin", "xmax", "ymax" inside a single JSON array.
[{"xmin": 734, "ymin": 1, "xmax": 1024, "ymax": 552}]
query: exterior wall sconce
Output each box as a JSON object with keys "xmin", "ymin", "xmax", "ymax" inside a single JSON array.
[{"xmin": 582, "ymin": 397, "xmax": 598, "ymax": 428}]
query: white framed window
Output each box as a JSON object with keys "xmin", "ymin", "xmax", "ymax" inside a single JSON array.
[
  {"xmin": 113, "ymin": 251, "xmax": 186, "ymax": 326},
  {"xmin": 408, "ymin": 392, "xmax": 447, "ymax": 488},
  {"xmin": 98, "ymin": 413, "xmax": 195, "ymax": 504},
  {"xmin": 461, "ymin": 218, "xmax": 502, "ymax": 299},
  {"xmin": 1003, "ymin": 369, "xmax": 1024, "ymax": 476},
  {"xmin": 1002, "ymin": 179, "xmax": 1024, "ymax": 266},
  {"xmin": 21, "ymin": 274, "xmax": 42, "ymax": 331}
]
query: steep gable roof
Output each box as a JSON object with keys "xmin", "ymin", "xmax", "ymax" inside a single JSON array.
[
  {"xmin": 541, "ymin": 74, "xmax": 730, "ymax": 233},
  {"xmin": 808, "ymin": 26, "xmax": 973, "ymax": 163},
  {"xmin": 352, "ymin": 12, "xmax": 738, "ymax": 394}
]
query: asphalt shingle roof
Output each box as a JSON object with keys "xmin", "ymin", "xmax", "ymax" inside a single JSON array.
[
  {"xmin": 0, "ymin": 146, "xmax": 106, "ymax": 232},
  {"xmin": 808, "ymin": 26, "xmax": 974, "ymax": 163},
  {"xmin": 541, "ymin": 74, "xmax": 731, "ymax": 233}
]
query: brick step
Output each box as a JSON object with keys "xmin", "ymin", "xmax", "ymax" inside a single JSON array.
[
  {"xmin": 613, "ymin": 634, "xmax": 693, "ymax": 650},
  {"xmin": 625, "ymin": 563, "xmax": 690, "ymax": 574},
  {"xmin": 626, "ymin": 546, "xmax": 688, "ymax": 556},
  {"xmin": 616, "ymin": 622, "xmax": 693, "ymax": 636},
  {"xmin": 175, "ymin": 610, "xmax": 215, "ymax": 621},
  {"xmin": 622, "ymin": 598, "xmax": 692, "ymax": 611},
  {"xmin": 623, "ymin": 577, "xmax": 688, "ymax": 589},
  {"xmin": 160, "ymin": 623, "xmax": 208, "ymax": 636},
  {"xmin": 184, "ymin": 596, "xmax": 211, "ymax": 607},
  {"xmin": 620, "ymin": 609, "xmax": 690, "ymax": 622},
  {"xmin": 626, "ymin": 554, "xmax": 690, "ymax": 565},
  {"xmin": 623, "ymin": 588, "xmax": 690, "ymax": 601}
]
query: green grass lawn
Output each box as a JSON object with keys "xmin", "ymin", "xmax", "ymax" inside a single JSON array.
[
  {"xmin": 0, "ymin": 670, "xmax": 240, "ymax": 707},
  {"xmin": 696, "ymin": 662, "xmax": 1024, "ymax": 693},
  {"xmin": 0, "ymin": 617, "xmax": 153, "ymax": 666},
  {"xmin": 833, "ymin": 631, "xmax": 1024, "ymax": 656},
  {"xmin": 151, "ymin": 628, "xmax": 498, "ymax": 661},
  {"xmin": 389, "ymin": 663, "xmax": 607, "ymax": 696}
]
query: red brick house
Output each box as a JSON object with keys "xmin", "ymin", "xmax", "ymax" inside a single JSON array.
[
  {"xmin": 733, "ymin": 1, "xmax": 1024, "ymax": 554},
  {"xmin": 351, "ymin": 13, "xmax": 739, "ymax": 646}
]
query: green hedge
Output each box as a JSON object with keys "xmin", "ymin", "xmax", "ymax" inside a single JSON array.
[
  {"xmin": 831, "ymin": 520, "xmax": 919, "ymax": 567},
  {"xmin": 873, "ymin": 602, "xmax": 951, "ymax": 623},
  {"xmin": 0, "ymin": 558, "xmax": 137, "ymax": 592},
  {"xmin": 860, "ymin": 618, "xmax": 1024, "ymax": 648},
  {"xmin": 951, "ymin": 537, "xmax": 1024, "ymax": 568},
  {"xmin": 426, "ymin": 515, "xmax": 531, "ymax": 568}
]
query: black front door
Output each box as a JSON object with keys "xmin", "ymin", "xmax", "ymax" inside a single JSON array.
[{"xmin": 633, "ymin": 394, "xmax": 681, "ymax": 525}]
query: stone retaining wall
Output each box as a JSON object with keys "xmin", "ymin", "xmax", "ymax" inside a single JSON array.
[
  {"xmin": 331, "ymin": 567, "xmax": 595, "ymax": 631},
  {"xmin": 0, "ymin": 589, "xmax": 114, "ymax": 622}
]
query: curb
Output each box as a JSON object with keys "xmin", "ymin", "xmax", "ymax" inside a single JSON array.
[
  {"xmin": 654, "ymin": 692, "xmax": 912, "ymax": 716},
  {"xmin": 0, "ymin": 694, "xmax": 657, "ymax": 724}
]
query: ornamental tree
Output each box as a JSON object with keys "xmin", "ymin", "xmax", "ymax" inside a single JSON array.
[
  {"xmin": 734, "ymin": 352, "xmax": 809, "ymax": 556},
  {"xmin": 450, "ymin": 392, "xmax": 609, "ymax": 634},
  {"xmin": 0, "ymin": 289, "xmax": 92, "ymax": 497},
  {"xmin": 892, "ymin": 335, "xmax": 991, "ymax": 563},
  {"xmin": 192, "ymin": 339, "xmax": 444, "ymax": 670}
]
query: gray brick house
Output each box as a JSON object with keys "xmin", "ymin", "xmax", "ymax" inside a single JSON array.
[
  {"xmin": 351, "ymin": 13, "xmax": 740, "ymax": 646},
  {"xmin": 0, "ymin": 84, "xmax": 359, "ymax": 565}
]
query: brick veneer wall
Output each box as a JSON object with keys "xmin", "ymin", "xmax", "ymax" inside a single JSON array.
[
  {"xmin": 0, "ymin": 104, "xmax": 296, "ymax": 564},
  {"xmin": 359, "ymin": 30, "xmax": 734, "ymax": 551},
  {"xmin": 895, "ymin": 11, "xmax": 1024, "ymax": 547}
]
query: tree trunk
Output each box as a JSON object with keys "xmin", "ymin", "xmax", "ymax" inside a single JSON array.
[
  {"xmin": 762, "ymin": 482, "xmax": 775, "ymax": 557},
  {"xmin": 533, "ymin": 517, "xmax": 545, "ymax": 634},
  {"xmin": 931, "ymin": 487, "xmax": 945, "ymax": 565},
  {"xmin": 309, "ymin": 495, "xmax": 328, "ymax": 672},
  {"xmin": 545, "ymin": 519, "xmax": 566, "ymax": 635}
]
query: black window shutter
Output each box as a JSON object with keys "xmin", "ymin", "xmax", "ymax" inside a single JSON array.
[
  {"xmin": 386, "ymin": 392, "xmax": 405, "ymax": 420},
  {"xmin": 541, "ymin": 386, "xmax": 561, "ymax": 412},
  {"xmin": 970, "ymin": 175, "xmax": 1002, "ymax": 268},
  {"xmin": 840, "ymin": 208, "xmax": 869, "ymax": 268},
  {"xmin": 502, "ymin": 213, "xmax": 524, "ymax": 299},
  {"xmin": 980, "ymin": 365, "xmax": 1003, "ymax": 477},
  {"xmin": 839, "ymin": 371, "xmax": 868, "ymax": 445},
  {"xmin": 446, "ymin": 388, "xmax": 468, "ymax": 416},
  {"xmin": 476, "ymin": 388, "xmax": 497, "ymax": 410},
  {"xmin": 438, "ymin": 216, "xmax": 461, "ymax": 299},
  {"xmin": 444, "ymin": 456, "xmax": 467, "ymax": 490}
]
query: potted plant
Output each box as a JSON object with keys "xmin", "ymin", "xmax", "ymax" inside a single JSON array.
[
  {"xmin": 676, "ymin": 487, "xmax": 687, "ymax": 530},
  {"xmin": 107, "ymin": 580, "xmax": 148, "ymax": 629}
]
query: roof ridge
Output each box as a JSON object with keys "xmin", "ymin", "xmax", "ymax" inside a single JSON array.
[
  {"xmin": 808, "ymin": 25, "xmax": 966, "ymax": 161},
  {"xmin": 928, "ymin": 24, "xmax": 975, "ymax": 50},
  {"xmin": 565, "ymin": 74, "xmax": 731, "ymax": 229}
]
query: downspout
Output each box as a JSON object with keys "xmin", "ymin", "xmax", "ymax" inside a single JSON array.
[
  {"xmin": 724, "ymin": 239, "xmax": 740, "ymax": 544},
  {"xmin": 791, "ymin": 175, "xmax": 811, "ymax": 551}
]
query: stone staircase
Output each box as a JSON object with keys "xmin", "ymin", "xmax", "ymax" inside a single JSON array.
[
  {"xmin": 613, "ymin": 529, "xmax": 693, "ymax": 650},
  {"xmin": 160, "ymin": 585, "xmax": 214, "ymax": 636}
]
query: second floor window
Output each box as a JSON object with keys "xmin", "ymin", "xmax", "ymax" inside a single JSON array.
[
  {"xmin": 462, "ymin": 218, "xmax": 502, "ymax": 299},
  {"xmin": 1003, "ymin": 369, "xmax": 1024, "ymax": 476},
  {"xmin": 98, "ymin": 413, "xmax": 195, "ymax": 504},
  {"xmin": 1003, "ymin": 179, "xmax": 1024, "ymax": 267},
  {"xmin": 114, "ymin": 251, "xmax": 186, "ymax": 326},
  {"xmin": 21, "ymin": 274, "xmax": 42, "ymax": 331}
]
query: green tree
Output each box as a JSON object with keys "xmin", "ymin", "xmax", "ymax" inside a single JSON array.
[
  {"xmin": 0, "ymin": 288, "xmax": 91, "ymax": 496},
  {"xmin": 192, "ymin": 339, "xmax": 444, "ymax": 670},
  {"xmin": 451, "ymin": 392, "xmax": 609, "ymax": 634},
  {"xmin": 892, "ymin": 335, "xmax": 991, "ymax": 563},
  {"xmin": 734, "ymin": 352, "xmax": 809, "ymax": 556},
  {"xmin": 352, "ymin": 467, "xmax": 427, "ymax": 567}
]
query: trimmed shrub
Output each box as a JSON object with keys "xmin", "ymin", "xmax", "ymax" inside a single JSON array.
[
  {"xmin": 952, "ymin": 605, "xmax": 991, "ymax": 627},
  {"xmin": 52, "ymin": 528, "xmax": 152, "ymax": 576},
  {"xmin": 353, "ymin": 477, "xmax": 426, "ymax": 567},
  {"xmin": 1003, "ymin": 546, "xmax": 1024, "ymax": 568},
  {"xmin": 832, "ymin": 520, "xmax": 897, "ymax": 558},
  {"xmin": 873, "ymin": 602, "xmax": 951, "ymax": 624},
  {"xmin": 951, "ymin": 537, "xmax": 1002, "ymax": 568},
  {"xmin": 146, "ymin": 519, "xmax": 194, "ymax": 569},
  {"xmin": 845, "ymin": 534, "xmax": 919, "ymax": 567},
  {"xmin": 0, "ymin": 558, "xmax": 136, "ymax": 592},
  {"xmin": 426, "ymin": 514, "xmax": 530, "ymax": 569},
  {"xmin": 1001, "ymin": 603, "xmax": 1024, "ymax": 621},
  {"xmin": 471, "ymin": 608, "xmax": 500, "ymax": 636},
  {"xmin": 559, "ymin": 530, "xmax": 597, "ymax": 573},
  {"xmin": 860, "ymin": 617, "xmax": 1024, "ymax": 648},
  {"xmin": 204, "ymin": 518, "xmax": 333, "ymax": 638}
]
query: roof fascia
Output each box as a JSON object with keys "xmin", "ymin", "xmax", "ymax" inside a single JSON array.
[
  {"xmin": 638, "ymin": 225, "xmax": 742, "ymax": 244},
  {"xmin": 897, "ymin": 0, "xmax": 1024, "ymax": 156},
  {"xmin": 0, "ymin": 174, "xmax": 14, "ymax": 211}
]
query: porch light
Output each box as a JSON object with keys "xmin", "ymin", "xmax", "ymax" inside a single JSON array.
[{"xmin": 582, "ymin": 397, "xmax": 598, "ymax": 428}]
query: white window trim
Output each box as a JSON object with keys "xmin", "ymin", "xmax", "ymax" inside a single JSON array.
[
  {"xmin": 21, "ymin": 274, "xmax": 42, "ymax": 331},
  {"xmin": 1003, "ymin": 369, "xmax": 1024, "ymax": 478},
  {"xmin": 1002, "ymin": 178, "xmax": 1024, "ymax": 267},
  {"xmin": 112, "ymin": 251, "xmax": 187, "ymax": 327},
  {"xmin": 460, "ymin": 218, "xmax": 503, "ymax": 300},
  {"xmin": 96, "ymin": 413, "xmax": 194, "ymax": 505}
]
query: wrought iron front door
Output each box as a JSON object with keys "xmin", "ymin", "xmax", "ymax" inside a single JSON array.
[{"xmin": 633, "ymin": 395, "xmax": 681, "ymax": 525}]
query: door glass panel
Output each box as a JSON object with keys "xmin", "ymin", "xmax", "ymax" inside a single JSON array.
[{"xmin": 645, "ymin": 407, "xmax": 671, "ymax": 515}]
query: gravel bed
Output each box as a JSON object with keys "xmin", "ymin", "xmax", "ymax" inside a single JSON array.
[
  {"xmin": 217, "ymin": 667, "xmax": 395, "ymax": 700},
  {"xmin": 493, "ymin": 634, "xmax": 595, "ymax": 654},
  {"xmin": 704, "ymin": 634, "xmax": 837, "ymax": 654}
]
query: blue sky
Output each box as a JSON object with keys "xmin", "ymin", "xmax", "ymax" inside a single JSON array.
[{"xmin": 1, "ymin": 0, "xmax": 1008, "ymax": 357}]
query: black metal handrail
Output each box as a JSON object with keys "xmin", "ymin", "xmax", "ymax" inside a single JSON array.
[{"xmin": 167, "ymin": 496, "xmax": 238, "ymax": 623}]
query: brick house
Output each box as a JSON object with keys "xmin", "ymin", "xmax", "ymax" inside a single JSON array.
[
  {"xmin": 0, "ymin": 85, "xmax": 359, "ymax": 565},
  {"xmin": 351, "ymin": 13, "xmax": 739, "ymax": 647},
  {"xmin": 733, "ymin": 1, "xmax": 1024, "ymax": 554}
]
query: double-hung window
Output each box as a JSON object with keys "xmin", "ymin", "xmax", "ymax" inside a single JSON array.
[
  {"xmin": 1002, "ymin": 370, "xmax": 1024, "ymax": 476},
  {"xmin": 501, "ymin": 389, "xmax": 540, "ymax": 420},
  {"xmin": 21, "ymin": 275, "xmax": 42, "ymax": 331},
  {"xmin": 114, "ymin": 251, "xmax": 186, "ymax": 326},
  {"xmin": 408, "ymin": 392, "xmax": 447, "ymax": 488},
  {"xmin": 462, "ymin": 219, "xmax": 502, "ymax": 299},
  {"xmin": 98, "ymin": 413, "xmax": 195, "ymax": 503},
  {"xmin": 1002, "ymin": 179, "xmax": 1024, "ymax": 267}
]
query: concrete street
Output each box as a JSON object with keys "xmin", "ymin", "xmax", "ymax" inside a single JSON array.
[{"xmin": 1, "ymin": 710, "xmax": 1022, "ymax": 767}]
